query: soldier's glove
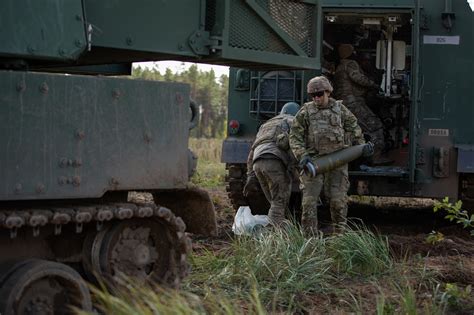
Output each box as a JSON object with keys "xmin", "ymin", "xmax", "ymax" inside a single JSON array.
[
  {"xmin": 362, "ymin": 141, "xmax": 375, "ymax": 157},
  {"xmin": 299, "ymin": 155, "xmax": 317, "ymax": 178},
  {"xmin": 299, "ymin": 155, "xmax": 311, "ymax": 169},
  {"xmin": 243, "ymin": 174, "xmax": 259, "ymax": 197}
]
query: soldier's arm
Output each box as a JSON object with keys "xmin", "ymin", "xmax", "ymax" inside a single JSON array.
[
  {"xmin": 289, "ymin": 108, "xmax": 308, "ymax": 161},
  {"xmin": 342, "ymin": 104, "xmax": 365, "ymax": 145},
  {"xmin": 246, "ymin": 148, "xmax": 255, "ymax": 177},
  {"xmin": 346, "ymin": 60, "xmax": 378, "ymax": 88}
]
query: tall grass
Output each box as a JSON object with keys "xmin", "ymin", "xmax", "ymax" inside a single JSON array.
[
  {"xmin": 189, "ymin": 138, "xmax": 226, "ymax": 188},
  {"xmin": 328, "ymin": 224, "xmax": 392, "ymax": 276},
  {"xmin": 213, "ymin": 226, "xmax": 333, "ymax": 309},
  {"xmin": 189, "ymin": 138, "xmax": 222, "ymax": 162},
  {"xmin": 82, "ymin": 224, "xmax": 470, "ymax": 314},
  {"xmin": 78, "ymin": 280, "xmax": 267, "ymax": 315},
  {"xmin": 184, "ymin": 225, "xmax": 335, "ymax": 312},
  {"xmin": 187, "ymin": 224, "xmax": 396, "ymax": 312}
]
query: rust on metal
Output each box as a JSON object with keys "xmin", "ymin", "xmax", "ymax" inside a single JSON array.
[
  {"xmin": 39, "ymin": 82, "xmax": 49, "ymax": 94},
  {"xmin": 16, "ymin": 81, "xmax": 26, "ymax": 92},
  {"xmin": 75, "ymin": 130, "xmax": 85, "ymax": 140}
]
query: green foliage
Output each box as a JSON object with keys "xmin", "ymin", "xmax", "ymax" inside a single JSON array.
[
  {"xmin": 81, "ymin": 223, "xmax": 474, "ymax": 314},
  {"xmin": 425, "ymin": 231, "xmax": 445, "ymax": 245},
  {"xmin": 132, "ymin": 64, "xmax": 164, "ymax": 81},
  {"xmin": 328, "ymin": 225, "xmax": 392, "ymax": 276},
  {"xmin": 399, "ymin": 284, "xmax": 418, "ymax": 315},
  {"xmin": 132, "ymin": 64, "xmax": 229, "ymax": 139},
  {"xmin": 188, "ymin": 225, "xmax": 334, "ymax": 311},
  {"xmin": 371, "ymin": 280, "xmax": 448, "ymax": 315},
  {"xmin": 77, "ymin": 279, "xmax": 203, "ymax": 315},
  {"xmin": 188, "ymin": 224, "xmax": 398, "ymax": 312},
  {"xmin": 437, "ymin": 283, "xmax": 472, "ymax": 308},
  {"xmin": 79, "ymin": 279, "xmax": 267, "ymax": 315},
  {"xmin": 190, "ymin": 161, "xmax": 225, "ymax": 188},
  {"xmin": 375, "ymin": 293, "xmax": 396, "ymax": 315},
  {"xmin": 434, "ymin": 197, "xmax": 474, "ymax": 235}
]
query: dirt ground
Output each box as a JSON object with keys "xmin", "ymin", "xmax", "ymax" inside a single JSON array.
[
  {"xmin": 194, "ymin": 187, "xmax": 474, "ymax": 314},
  {"xmin": 204, "ymin": 187, "xmax": 474, "ymax": 255}
]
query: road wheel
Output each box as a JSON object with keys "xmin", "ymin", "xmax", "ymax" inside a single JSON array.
[
  {"xmin": 0, "ymin": 259, "xmax": 92, "ymax": 315},
  {"xmin": 84, "ymin": 217, "xmax": 189, "ymax": 287}
]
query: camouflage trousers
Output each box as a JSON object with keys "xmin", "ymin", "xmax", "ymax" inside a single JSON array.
[
  {"xmin": 300, "ymin": 164, "xmax": 349, "ymax": 234},
  {"xmin": 344, "ymin": 96, "xmax": 385, "ymax": 154},
  {"xmin": 253, "ymin": 158, "xmax": 291, "ymax": 226}
]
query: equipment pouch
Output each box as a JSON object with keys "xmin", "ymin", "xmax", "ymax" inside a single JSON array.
[
  {"xmin": 330, "ymin": 115, "xmax": 342, "ymax": 127},
  {"xmin": 276, "ymin": 132, "xmax": 290, "ymax": 150}
]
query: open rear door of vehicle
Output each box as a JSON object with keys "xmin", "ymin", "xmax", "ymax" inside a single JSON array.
[{"xmin": 409, "ymin": 0, "xmax": 422, "ymax": 189}]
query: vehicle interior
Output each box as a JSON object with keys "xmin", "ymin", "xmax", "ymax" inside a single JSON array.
[{"xmin": 322, "ymin": 10, "xmax": 414, "ymax": 169}]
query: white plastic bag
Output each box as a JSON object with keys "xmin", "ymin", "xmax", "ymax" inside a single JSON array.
[{"xmin": 232, "ymin": 206, "xmax": 270, "ymax": 236}]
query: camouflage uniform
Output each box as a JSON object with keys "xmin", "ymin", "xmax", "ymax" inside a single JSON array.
[
  {"xmin": 333, "ymin": 58, "xmax": 385, "ymax": 154},
  {"xmin": 289, "ymin": 96, "xmax": 364, "ymax": 234},
  {"xmin": 247, "ymin": 114, "xmax": 298, "ymax": 226}
]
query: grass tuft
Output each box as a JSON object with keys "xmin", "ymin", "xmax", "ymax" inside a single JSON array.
[
  {"xmin": 187, "ymin": 224, "xmax": 334, "ymax": 311},
  {"xmin": 80, "ymin": 222, "xmax": 474, "ymax": 314},
  {"xmin": 189, "ymin": 138, "xmax": 226, "ymax": 188},
  {"xmin": 328, "ymin": 224, "xmax": 392, "ymax": 276}
]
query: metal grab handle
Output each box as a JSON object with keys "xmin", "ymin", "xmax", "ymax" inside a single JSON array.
[{"xmin": 189, "ymin": 100, "xmax": 198, "ymax": 130}]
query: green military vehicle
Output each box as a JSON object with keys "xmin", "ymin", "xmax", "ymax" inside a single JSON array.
[
  {"xmin": 222, "ymin": 0, "xmax": 474, "ymax": 214},
  {"xmin": 0, "ymin": 0, "xmax": 319, "ymax": 313}
]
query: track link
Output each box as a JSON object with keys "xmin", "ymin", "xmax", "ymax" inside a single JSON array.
[
  {"xmin": 225, "ymin": 163, "xmax": 248, "ymax": 211},
  {"xmin": 0, "ymin": 201, "xmax": 191, "ymax": 285},
  {"xmin": 225, "ymin": 163, "xmax": 270, "ymax": 215}
]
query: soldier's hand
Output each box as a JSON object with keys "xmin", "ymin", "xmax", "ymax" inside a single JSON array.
[
  {"xmin": 302, "ymin": 161, "xmax": 317, "ymax": 178},
  {"xmin": 243, "ymin": 175, "xmax": 259, "ymax": 197},
  {"xmin": 299, "ymin": 155, "xmax": 317, "ymax": 177},
  {"xmin": 362, "ymin": 142, "xmax": 375, "ymax": 157},
  {"xmin": 298, "ymin": 155, "xmax": 312, "ymax": 169}
]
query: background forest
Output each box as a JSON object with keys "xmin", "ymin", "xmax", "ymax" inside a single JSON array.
[{"xmin": 133, "ymin": 64, "xmax": 229, "ymax": 139}]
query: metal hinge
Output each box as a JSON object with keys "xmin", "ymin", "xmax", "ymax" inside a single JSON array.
[{"xmin": 188, "ymin": 30, "xmax": 222, "ymax": 55}]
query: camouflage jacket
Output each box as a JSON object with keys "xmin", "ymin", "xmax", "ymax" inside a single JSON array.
[
  {"xmin": 247, "ymin": 114, "xmax": 297, "ymax": 175},
  {"xmin": 333, "ymin": 59, "xmax": 378, "ymax": 100},
  {"xmin": 289, "ymin": 98, "xmax": 364, "ymax": 161}
]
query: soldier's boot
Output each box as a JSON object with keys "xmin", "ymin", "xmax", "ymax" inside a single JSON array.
[
  {"xmin": 268, "ymin": 207, "xmax": 287, "ymax": 227},
  {"xmin": 332, "ymin": 222, "xmax": 348, "ymax": 235},
  {"xmin": 369, "ymin": 142, "xmax": 394, "ymax": 166},
  {"xmin": 366, "ymin": 129, "xmax": 394, "ymax": 166},
  {"xmin": 319, "ymin": 225, "xmax": 335, "ymax": 236},
  {"xmin": 301, "ymin": 217, "xmax": 318, "ymax": 237}
]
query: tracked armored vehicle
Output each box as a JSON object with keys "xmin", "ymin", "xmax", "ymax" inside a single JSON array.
[
  {"xmin": 0, "ymin": 0, "xmax": 319, "ymax": 313},
  {"xmin": 222, "ymin": 0, "xmax": 474, "ymax": 214}
]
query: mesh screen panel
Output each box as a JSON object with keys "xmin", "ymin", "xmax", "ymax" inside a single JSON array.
[
  {"xmin": 229, "ymin": 0, "xmax": 315, "ymax": 57},
  {"xmin": 205, "ymin": 0, "xmax": 217, "ymax": 32}
]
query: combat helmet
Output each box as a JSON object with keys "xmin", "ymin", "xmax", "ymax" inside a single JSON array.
[
  {"xmin": 307, "ymin": 76, "xmax": 333, "ymax": 94},
  {"xmin": 280, "ymin": 102, "xmax": 300, "ymax": 116},
  {"xmin": 338, "ymin": 44, "xmax": 354, "ymax": 59}
]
